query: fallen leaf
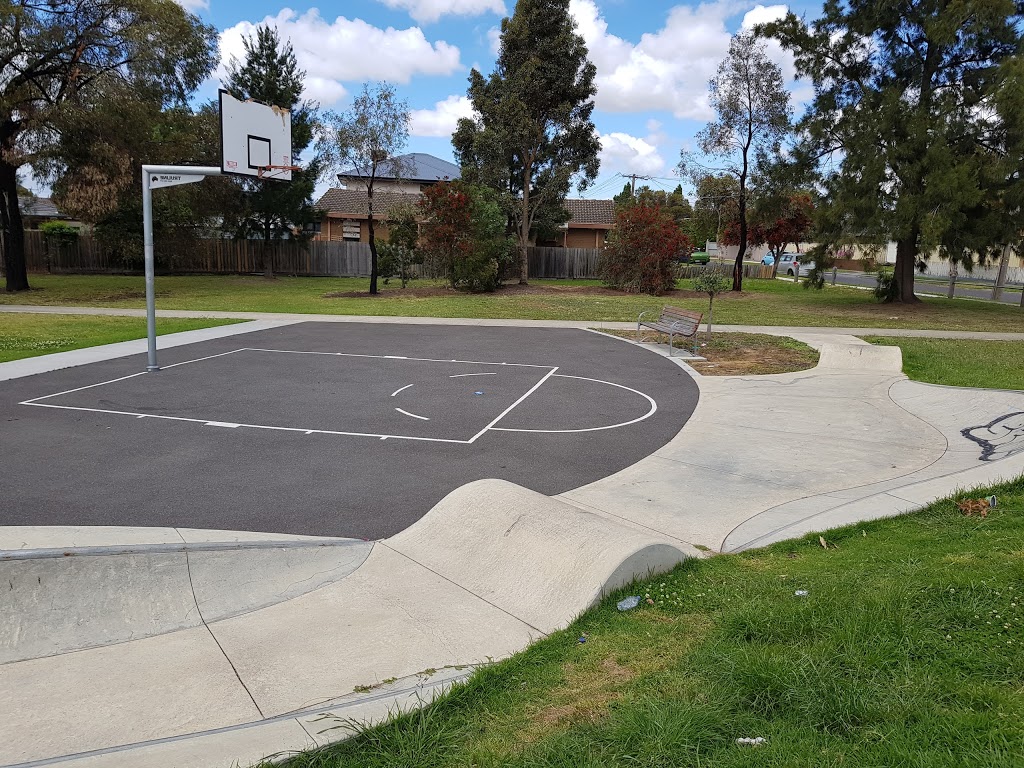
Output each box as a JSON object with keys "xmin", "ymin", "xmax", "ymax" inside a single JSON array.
[{"xmin": 819, "ymin": 536, "xmax": 828, "ymax": 549}]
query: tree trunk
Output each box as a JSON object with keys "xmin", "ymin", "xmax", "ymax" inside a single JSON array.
[
  {"xmin": 519, "ymin": 164, "xmax": 530, "ymax": 285},
  {"xmin": 706, "ymin": 297, "xmax": 714, "ymax": 339},
  {"xmin": 263, "ymin": 218, "xmax": 273, "ymax": 279},
  {"xmin": 368, "ymin": 186, "xmax": 378, "ymax": 295},
  {"xmin": 0, "ymin": 160, "xmax": 29, "ymax": 292},
  {"xmin": 992, "ymin": 243, "xmax": 1011, "ymax": 301},
  {"xmin": 947, "ymin": 260, "xmax": 957, "ymax": 299},
  {"xmin": 733, "ymin": 192, "xmax": 746, "ymax": 292},
  {"xmin": 891, "ymin": 232, "xmax": 921, "ymax": 303}
]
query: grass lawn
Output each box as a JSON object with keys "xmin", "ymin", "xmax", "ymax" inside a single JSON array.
[
  {"xmin": 266, "ymin": 478, "xmax": 1024, "ymax": 768},
  {"xmin": 599, "ymin": 330, "xmax": 820, "ymax": 375},
  {"xmin": 865, "ymin": 337, "xmax": 1024, "ymax": 390},
  {"xmin": 0, "ymin": 313, "xmax": 239, "ymax": 363},
  {"xmin": 2, "ymin": 274, "xmax": 1023, "ymax": 332}
]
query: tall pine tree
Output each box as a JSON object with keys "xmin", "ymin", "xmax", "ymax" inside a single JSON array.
[
  {"xmin": 454, "ymin": 0, "xmax": 600, "ymax": 284},
  {"xmin": 223, "ymin": 25, "xmax": 322, "ymax": 278},
  {"xmin": 764, "ymin": 0, "xmax": 1021, "ymax": 302}
]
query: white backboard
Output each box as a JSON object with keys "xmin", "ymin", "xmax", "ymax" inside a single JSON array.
[{"xmin": 219, "ymin": 90, "xmax": 293, "ymax": 181}]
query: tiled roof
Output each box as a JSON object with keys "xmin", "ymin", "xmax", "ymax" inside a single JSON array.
[
  {"xmin": 18, "ymin": 196, "xmax": 62, "ymax": 218},
  {"xmin": 314, "ymin": 189, "xmax": 420, "ymax": 217},
  {"xmin": 564, "ymin": 198, "xmax": 615, "ymax": 225},
  {"xmin": 338, "ymin": 153, "xmax": 461, "ymax": 183}
]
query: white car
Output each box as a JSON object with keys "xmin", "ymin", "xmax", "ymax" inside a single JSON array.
[{"xmin": 776, "ymin": 252, "xmax": 815, "ymax": 277}]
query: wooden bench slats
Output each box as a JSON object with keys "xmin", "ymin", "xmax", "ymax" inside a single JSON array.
[{"xmin": 637, "ymin": 305, "xmax": 703, "ymax": 356}]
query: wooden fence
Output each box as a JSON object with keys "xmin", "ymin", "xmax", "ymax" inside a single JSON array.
[
  {"xmin": 7, "ymin": 231, "xmax": 774, "ymax": 281},
  {"xmin": 527, "ymin": 246, "xmax": 602, "ymax": 279}
]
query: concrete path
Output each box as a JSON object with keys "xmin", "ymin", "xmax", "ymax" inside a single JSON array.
[
  {"xmin": 2, "ymin": 303, "xmax": 1023, "ymax": 340},
  {"xmin": 2, "ymin": 321, "xmax": 1022, "ymax": 768}
]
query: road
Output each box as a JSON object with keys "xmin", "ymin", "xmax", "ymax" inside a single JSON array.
[{"xmin": 712, "ymin": 258, "xmax": 1023, "ymax": 305}]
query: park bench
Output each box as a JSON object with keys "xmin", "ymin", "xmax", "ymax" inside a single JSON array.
[{"xmin": 636, "ymin": 306, "xmax": 703, "ymax": 356}]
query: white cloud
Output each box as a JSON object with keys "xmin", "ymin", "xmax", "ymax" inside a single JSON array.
[
  {"xmin": 410, "ymin": 95, "xmax": 475, "ymax": 137},
  {"xmin": 486, "ymin": 25, "xmax": 502, "ymax": 55},
  {"xmin": 569, "ymin": 0, "xmax": 795, "ymax": 120},
  {"xmin": 218, "ymin": 9, "xmax": 462, "ymax": 106},
  {"xmin": 175, "ymin": 0, "xmax": 208, "ymax": 10},
  {"xmin": 376, "ymin": 0, "xmax": 506, "ymax": 24},
  {"xmin": 740, "ymin": 4, "xmax": 788, "ymax": 29},
  {"xmin": 598, "ymin": 131, "xmax": 665, "ymax": 176}
]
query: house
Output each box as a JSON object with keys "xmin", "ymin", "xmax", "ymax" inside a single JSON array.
[
  {"xmin": 18, "ymin": 197, "xmax": 83, "ymax": 230},
  {"xmin": 337, "ymin": 152, "xmax": 460, "ymax": 195},
  {"xmin": 312, "ymin": 181, "xmax": 617, "ymax": 250},
  {"xmin": 553, "ymin": 199, "xmax": 615, "ymax": 248},
  {"xmin": 311, "ymin": 189, "xmax": 417, "ymax": 242}
]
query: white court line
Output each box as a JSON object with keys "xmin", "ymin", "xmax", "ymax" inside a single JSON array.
[
  {"xmin": 239, "ymin": 347, "xmax": 553, "ymax": 369},
  {"xmin": 488, "ymin": 374, "xmax": 657, "ymax": 433},
  {"xmin": 449, "ymin": 372, "xmax": 497, "ymax": 378},
  {"xmin": 391, "ymin": 384, "xmax": 414, "ymax": 397},
  {"xmin": 19, "ymin": 402, "xmax": 471, "ymax": 444},
  {"xmin": 18, "ymin": 349, "xmax": 245, "ymax": 405},
  {"xmin": 467, "ymin": 366, "xmax": 560, "ymax": 444},
  {"xmin": 395, "ymin": 407, "xmax": 430, "ymax": 421}
]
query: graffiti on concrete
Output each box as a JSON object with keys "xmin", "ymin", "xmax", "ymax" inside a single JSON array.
[{"xmin": 962, "ymin": 412, "xmax": 1024, "ymax": 462}]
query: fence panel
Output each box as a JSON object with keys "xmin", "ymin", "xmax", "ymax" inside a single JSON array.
[{"xmin": 8, "ymin": 235, "xmax": 776, "ymax": 282}]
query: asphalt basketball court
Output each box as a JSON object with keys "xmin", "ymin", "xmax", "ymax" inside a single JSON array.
[{"xmin": 0, "ymin": 322, "xmax": 699, "ymax": 539}]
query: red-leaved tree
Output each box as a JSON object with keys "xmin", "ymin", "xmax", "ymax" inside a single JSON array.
[
  {"xmin": 721, "ymin": 192, "xmax": 814, "ymax": 276},
  {"xmin": 418, "ymin": 181, "xmax": 473, "ymax": 286},
  {"xmin": 599, "ymin": 202, "xmax": 692, "ymax": 295}
]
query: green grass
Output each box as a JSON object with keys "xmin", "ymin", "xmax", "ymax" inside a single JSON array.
[
  {"xmin": 865, "ymin": 337, "xmax": 1024, "ymax": 390},
  {"xmin": 263, "ymin": 478, "xmax": 1024, "ymax": 767},
  {"xmin": 0, "ymin": 313, "xmax": 240, "ymax": 363},
  {"xmin": 2, "ymin": 274, "xmax": 1023, "ymax": 332}
]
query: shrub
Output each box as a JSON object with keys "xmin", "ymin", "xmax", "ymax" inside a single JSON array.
[
  {"xmin": 376, "ymin": 202, "xmax": 422, "ymax": 288},
  {"xmin": 39, "ymin": 221, "xmax": 79, "ymax": 248},
  {"xmin": 599, "ymin": 202, "xmax": 691, "ymax": 295},
  {"xmin": 418, "ymin": 181, "xmax": 514, "ymax": 292}
]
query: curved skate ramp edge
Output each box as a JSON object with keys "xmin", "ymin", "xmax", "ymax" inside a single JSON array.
[
  {"xmin": 816, "ymin": 342, "xmax": 903, "ymax": 373},
  {"xmin": 0, "ymin": 538, "xmax": 372, "ymax": 664},
  {"xmin": 386, "ymin": 479, "xmax": 694, "ymax": 633}
]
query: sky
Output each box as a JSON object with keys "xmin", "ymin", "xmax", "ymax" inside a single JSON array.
[{"xmin": 38, "ymin": 0, "xmax": 823, "ymax": 200}]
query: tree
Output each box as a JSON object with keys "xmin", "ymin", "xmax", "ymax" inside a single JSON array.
[
  {"xmin": 684, "ymin": 37, "xmax": 791, "ymax": 290},
  {"xmin": 692, "ymin": 271, "xmax": 731, "ymax": 337},
  {"xmin": 690, "ymin": 174, "xmax": 739, "ymax": 252},
  {"xmin": 377, "ymin": 201, "xmax": 421, "ymax": 289},
  {"xmin": 418, "ymin": 181, "xmax": 514, "ymax": 292},
  {"xmin": 636, "ymin": 185, "xmax": 693, "ymax": 230},
  {"xmin": 322, "ymin": 82, "xmax": 410, "ymax": 295},
  {"xmin": 721, "ymin": 191, "xmax": 814, "ymax": 276},
  {"xmin": 222, "ymin": 25, "xmax": 323, "ymax": 278},
  {"xmin": 763, "ymin": 1, "xmax": 1021, "ymax": 303},
  {"xmin": 453, "ymin": 0, "xmax": 601, "ymax": 285},
  {"xmin": 680, "ymin": 32, "xmax": 791, "ymax": 292},
  {"xmin": 599, "ymin": 201, "xmax": 691, "ymax": 295},
  {"xmin": 0, "ymin": 1, "xmax": 217, "ymax": 291},
  {"xmin": 41, "ymin": 100, "xmax": 232, "ymax": 269}
]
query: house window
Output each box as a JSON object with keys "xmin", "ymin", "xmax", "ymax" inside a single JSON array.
[
  {"xmin": 342, "ymin": 220, "xmax": 361, "ymax": 241},
  {"xmin": 303, "ymin": 221, "xmax": 322, "ymax": 233}
]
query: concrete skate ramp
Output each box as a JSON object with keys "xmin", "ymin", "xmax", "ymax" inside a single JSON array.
[
  {"xmin": 817, "ymin": 342, "xmax": 903, "ymax": 372},
  {"xmin": 0, "ymin": 539, "xmax": 372, "ymax": 664},
  {"xmin": 387, "ymin": 479, "xmax": 693, "ymax": 632}
]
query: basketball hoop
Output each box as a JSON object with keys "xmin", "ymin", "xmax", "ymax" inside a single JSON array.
[{"xmin": 257, "ymin": 164, "xmax": 301, "ymax": 180}]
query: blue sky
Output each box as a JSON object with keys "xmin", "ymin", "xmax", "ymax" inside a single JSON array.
[{"xmin": 187, "ymin": 1, "xmax": 817, "ymax": 199}]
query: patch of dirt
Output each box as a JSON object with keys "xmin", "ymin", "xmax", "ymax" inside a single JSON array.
[
  {"xmin": 531, "ymin": 657, "xmax": 635, "ymax": 731},
  {"xmin": 688, "ymin": 347, "xmax": 815, "ymax": 376},
  {"xmin": 601, "ymin": 329, "xmax": 819, "ymax": 376}
]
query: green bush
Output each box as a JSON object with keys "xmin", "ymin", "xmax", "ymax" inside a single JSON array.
[{"xmin": 39, "ymin": 221, "xmax": 79, "ymax": 248}]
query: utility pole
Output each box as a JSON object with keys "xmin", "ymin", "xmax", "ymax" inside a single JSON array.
[{"xmin": 624, "ymin": 173, "xmax": 649, "ymax": 198}]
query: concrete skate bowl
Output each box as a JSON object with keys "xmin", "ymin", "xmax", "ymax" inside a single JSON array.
[{"xmin": 1, "ymin": 480, "xmax": 691, "ymax": 767}]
